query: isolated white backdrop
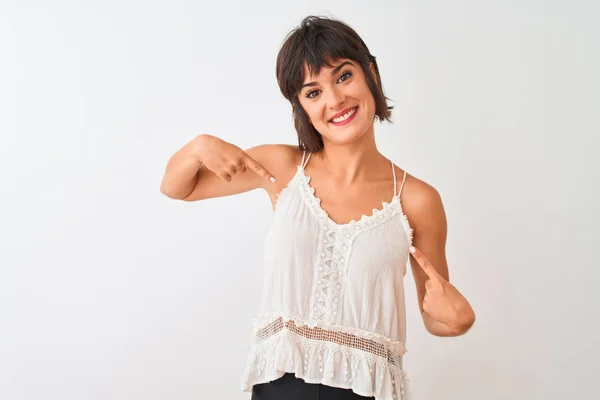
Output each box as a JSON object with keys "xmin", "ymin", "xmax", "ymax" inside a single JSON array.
[{"xmin": 1, "ymin": 1, "xmax": 598, "ymax": 399}]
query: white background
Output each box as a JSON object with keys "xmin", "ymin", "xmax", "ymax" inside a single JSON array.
[{"xmin": 1, "ymin": 1, "xmax": 598, "ymax": 399}]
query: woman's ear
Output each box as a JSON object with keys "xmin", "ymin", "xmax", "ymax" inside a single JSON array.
[
  {"xmin": 369, "ymin": 61, "xmax": 379, "ymax": 86},
  {"xmin": 369, "ymin": 62, "xmax": 377, "ymax": 80}
]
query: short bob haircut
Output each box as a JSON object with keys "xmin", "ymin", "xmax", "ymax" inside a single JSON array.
[{"xmin": 276, "ymin": 16, "xmax": 393, "ymax": 153}]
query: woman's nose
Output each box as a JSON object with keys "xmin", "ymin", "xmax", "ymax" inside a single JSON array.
[{"xmin": 326, "ymin": 87, "xmax": 346, "ymax": 109}]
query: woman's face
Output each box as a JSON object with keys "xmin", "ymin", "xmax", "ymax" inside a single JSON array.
[{"xmin": 297, "ymin": 58, "xmax": 376, "ymax": 146}]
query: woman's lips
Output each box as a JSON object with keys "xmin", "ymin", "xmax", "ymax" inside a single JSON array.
[{"xmin": 329, "ymin": 106, "xmax": 358, "ymax": 126}]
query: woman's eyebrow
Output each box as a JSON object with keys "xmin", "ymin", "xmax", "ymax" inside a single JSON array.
[{"xmin": 301, "ymin": 61, "xmax": 355, "ymax": 89}]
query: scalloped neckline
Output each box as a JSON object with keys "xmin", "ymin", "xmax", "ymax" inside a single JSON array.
[{"xmin": 296, "ymin": 165, "xmax": 399, "ymax": 227}]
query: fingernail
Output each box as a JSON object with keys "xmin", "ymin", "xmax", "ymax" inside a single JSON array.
[
  {"xmin": 409, "ymin": 246, "xmax": 416, "ymax": 253},
  {"xmin": 269, "ymin": 176, "xmax": 276, "ymax": 183}
]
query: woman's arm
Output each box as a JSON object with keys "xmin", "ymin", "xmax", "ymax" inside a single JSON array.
[
  {"xmin": 403, "ymin": 177, "xmax": 475, "ymax": 336},
  {"xmin": 160, "ymin": 134, "xmax": 208, "ymax": 200},
  {"xmin": 160, "ymin": 134, "xmax": 285, "ymax": 201}
]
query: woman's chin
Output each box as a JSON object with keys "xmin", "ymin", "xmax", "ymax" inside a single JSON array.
[{"xmin": 325, "ymin": 126, "xmax": 371, "ymax": 145}]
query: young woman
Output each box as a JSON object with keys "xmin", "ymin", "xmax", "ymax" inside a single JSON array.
[{"xmin": 161, "ymin": 15, "xmax": 475, "ymax": 400}]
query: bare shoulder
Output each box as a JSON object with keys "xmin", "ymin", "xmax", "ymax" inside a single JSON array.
[
  {"xmin": 247, "ymin": 143, "xmax": 303, "ymax": 192},
  {"xmin": 247, "ymin": 143, "xmax": 301, "ymax": 173},
  {"xmin": 394, "ymin": 166, "xmax": 446, "ymax": 229}
]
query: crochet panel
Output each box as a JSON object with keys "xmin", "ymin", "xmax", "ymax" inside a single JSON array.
[{"xmin": 295, "ymin": 167, "xmax": 403, "ymax": 324}]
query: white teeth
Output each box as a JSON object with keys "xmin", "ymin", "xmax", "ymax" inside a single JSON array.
[{"xmin": 331, "ymin": 107, "xmax": 356, "ymax": 123}]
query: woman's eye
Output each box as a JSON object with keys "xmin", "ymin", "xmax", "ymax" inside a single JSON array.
[
  {"xmin": 338, "ymin": 71, "xmax": 352, "ymax": 83},
  {"xmin": 304, "ymin": 71, "xmax": 351, "ymax": 99}
]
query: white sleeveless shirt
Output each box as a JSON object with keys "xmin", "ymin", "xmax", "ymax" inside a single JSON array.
[{"xmin": 242, "ymin": 151, "xmax": 414, "ymax": 400}]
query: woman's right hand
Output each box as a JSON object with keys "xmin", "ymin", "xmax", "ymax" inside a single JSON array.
[
  {"xmin": 195, "ymin": 135, "xmax": 276, "ymax": 184},
  {"xmin": 160, "ymin": 134, "xmax": 289, "ymax": 202}
]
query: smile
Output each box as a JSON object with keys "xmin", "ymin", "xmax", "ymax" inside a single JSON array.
[{"xmin": 329, "ymin": 107, "xmax": 358, "ymax": 126}]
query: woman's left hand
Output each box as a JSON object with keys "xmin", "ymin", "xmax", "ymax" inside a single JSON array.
[{"xmin": 410, "ymin": 246, "xmax": 475, "ymax": 332}]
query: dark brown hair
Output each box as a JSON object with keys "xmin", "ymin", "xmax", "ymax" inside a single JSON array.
[{"xmin": 276, "ymin": 15, "xmax": 393, "ymax": 152}]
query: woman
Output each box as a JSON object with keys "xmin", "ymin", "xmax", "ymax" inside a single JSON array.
[{"xmin": 160, "ymin": 15, "xmax": 475, "ymax": 400}]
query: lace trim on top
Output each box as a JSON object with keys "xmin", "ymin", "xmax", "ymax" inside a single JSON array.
[
  {"xmin": 297, "ymin": 166, "xmax": 401, "ymax": 230},
  {"xmin": 272, "ymin": 165, "xmax": 414, "ymax": 247},
  {"xmin": 292, "ymin": 166, "xmax": 411, "ymax": 324}
]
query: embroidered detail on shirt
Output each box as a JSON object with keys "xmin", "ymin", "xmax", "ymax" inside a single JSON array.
[{"xmin": 295, "ymin": 167, "xmax": 405, "ymax": 324}]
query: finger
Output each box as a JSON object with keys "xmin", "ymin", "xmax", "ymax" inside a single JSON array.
[
  {"xmin": 236, "ymin": 160, "xmax": 246, "ymax": 174},
  {"xmin": 409, "ymin": 246, "xmax": 441, "ymax": 280},
  {"xmin": 219, "ymin": 173, "xmax": 232, "ymax": 182},
  {"xmin": 243, "ymin": 154, "xmax": 276, "ymax": 183}
]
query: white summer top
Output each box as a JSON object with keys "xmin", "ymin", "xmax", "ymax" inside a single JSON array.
[{"xmin": 242, "ymin": 151, "xmax": 414, "ymax": 400}]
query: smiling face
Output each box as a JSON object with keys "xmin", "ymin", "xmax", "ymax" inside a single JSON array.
[{"xmin": 297, "ymin": 58, "xmax": 377, "ymax": 146}]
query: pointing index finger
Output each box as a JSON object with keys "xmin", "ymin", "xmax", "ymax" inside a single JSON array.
[
  {"xmin": 243, "ymin": 154, "xmax": 276, "ymax": 183},
  {"xmin": 410, "ymin": 246, "xmax": 441, "ymax": 280}
]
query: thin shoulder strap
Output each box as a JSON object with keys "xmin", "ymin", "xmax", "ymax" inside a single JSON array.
[
  {"xmin": 391, "ymin": 161, "xmax": 398, "ymax": 196},
  {"xmin": 391, "ymin": 160, "xmax": 408, "ymax": 197},
  {"xmin": 301, "ymin": 150, "xmax": 312, "ymax": 168},
  {"xmin": 398, "ymin": 170, "xmax": 408, "ymax": 197}
]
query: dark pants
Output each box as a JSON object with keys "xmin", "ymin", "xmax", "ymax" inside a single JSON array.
[{"xmin": 251, "ymin": 373, "xmax": 375, "ymax": 400}]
